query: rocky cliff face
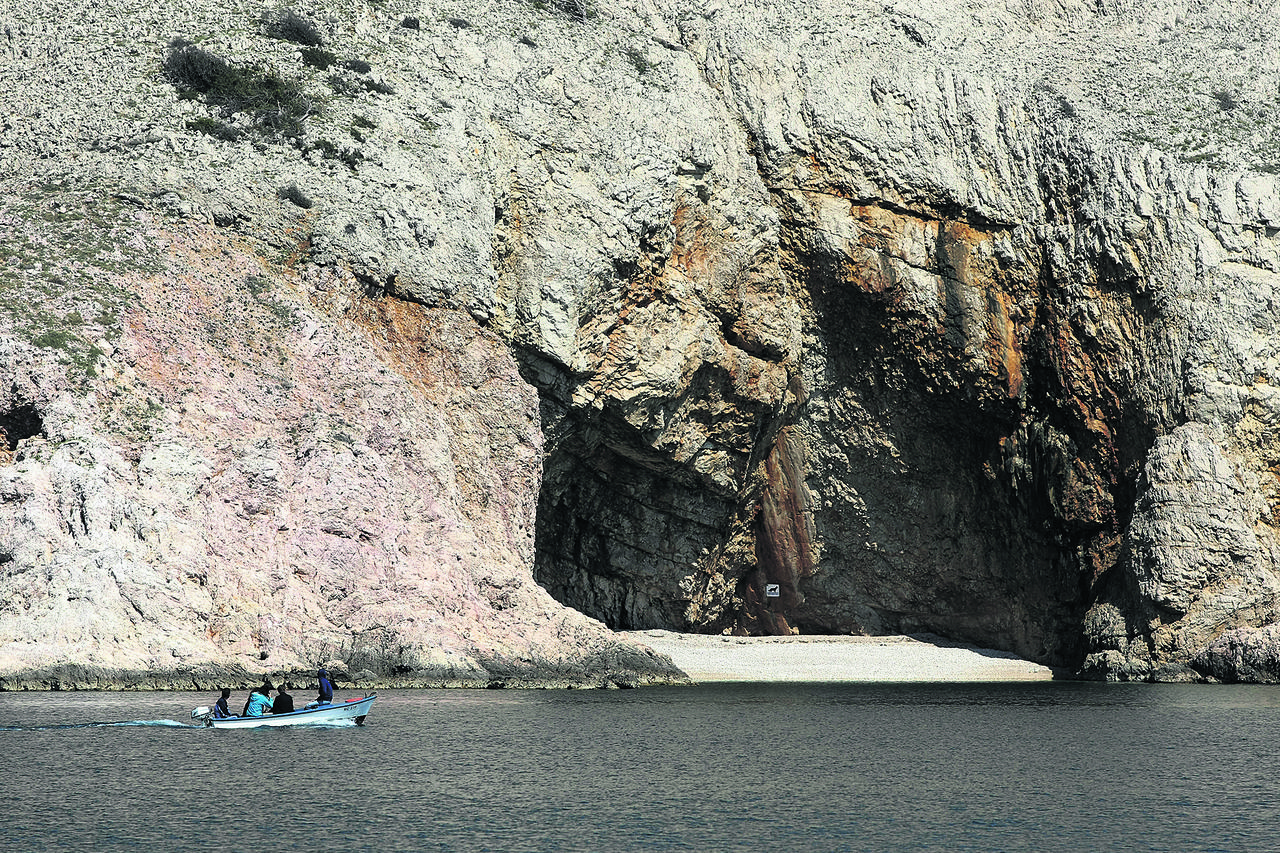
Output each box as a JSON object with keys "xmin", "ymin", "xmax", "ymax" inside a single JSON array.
[
  {"xmin": 4, "ymin": 0, "xmax": 1280, "ymax": 684},
  {"xmin": 0, "ymin": 203, "xmax": 679, "ymax": 687}
]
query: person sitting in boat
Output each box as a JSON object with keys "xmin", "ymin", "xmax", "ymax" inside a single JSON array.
[
  {"xmin": 304, "ymin": 668, "xmax": 334, "ymax": 709},
  {"xmin": 212, "ymin": 687, "xmax": 235, "ymax": 719},
  {"xmin": 242, "ymin": 681, "xmax": 274, "ymax": 717},
  {"xmin": 317, "ymin": 668, "xmax": 333, "ymax": 704},
  {"xmin": 271, "ymin": 683, "xmax": 295, "ymax": 715}
]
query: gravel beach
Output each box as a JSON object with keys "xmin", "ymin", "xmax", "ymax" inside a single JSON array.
[{"xmin": 624, "ymin": 630, "xmax": 1059, "ymax": 683}]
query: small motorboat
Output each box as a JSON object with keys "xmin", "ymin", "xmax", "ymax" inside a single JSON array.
[{"xmin": 191, "ymin": 694, "xmax": 377, "ymax": 728}]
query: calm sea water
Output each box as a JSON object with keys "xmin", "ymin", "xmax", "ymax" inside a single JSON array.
[{"xmin": 2, "ymin": 682, "xmax": 1280, "ymax": 852}]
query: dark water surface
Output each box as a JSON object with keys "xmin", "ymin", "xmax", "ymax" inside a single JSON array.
[{"xmin": 3, "ymin": 682, "xmax": 1280, "ymax": 851}]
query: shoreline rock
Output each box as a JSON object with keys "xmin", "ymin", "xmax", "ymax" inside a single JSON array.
[{"xmin": 0, "ymin": 640, "xmax": 689, "ymax": 691}]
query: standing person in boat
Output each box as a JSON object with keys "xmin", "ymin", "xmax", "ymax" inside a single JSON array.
[
  {"xmin": 309, "ymin": 667, "xmax": 334, "ymax": 707},
  {"xmin": 242, "ymin": 681, "xmax": 274, "ymax": 717},
  {"xmin": 212, "ymin": 687, "xmax": 235, "ymax": 719},
  {"xmin": 272, "ymin": 683, "xmax": 295, "ymax": 715}
]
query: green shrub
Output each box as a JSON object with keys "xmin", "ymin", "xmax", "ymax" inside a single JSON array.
[
  {"xmin": 32, "ymin": 329, "xmax": 74, "ymax": 350},
  {"xmin": 277, "ymin": 184, "xmax": 314, "ymax": 209},
  {"xmin": 553, "ymin": 0, "xmax": 596, "ymax": 21},
  {"xmin": 186, "ymin": 116, "xmax": 243, "ymax": 141},
  {"xmin": 625, "ymin": 45, "xmax": 651, "ymax": 75},
  {"xmin": 163, "ymin": 39, "xmax": 235, "ymax": 93},
  {"xmin": 309, "ymin": 138, "xmax": 364, "ymax": 170},
  {"xmin": 328, "ymin": 72, "xmax": 394, "ymax": 97},
  {"xmin": 301, "ymin": 47, "xmax": 338, "ymax": 70},
  {"xmin": 263, "ymin": 9, "xmax": 324, "ymax": 46},
  {"xmin": 351, "ymin": 115, "xmax": 376, "ymax": 142},
  {"xmin": 164, "ymin": 40, "xmax": 317, "ymax": 140}
]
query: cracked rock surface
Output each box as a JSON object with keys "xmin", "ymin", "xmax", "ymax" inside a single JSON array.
[{"xmin": 4, "ymin": 0, "xmax": 1280, "ymax": 683}]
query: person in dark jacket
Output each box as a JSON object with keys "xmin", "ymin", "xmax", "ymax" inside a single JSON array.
[
  {"xmin": 272, "ymin": 683, "xmax": 295, "ymax": 714},
  {"xmin": 213, "ymin": 687, "xmax": 235, "ymax": 719},
  {"xmin": 316, "ymin": 668, "xmax": 334, "ymax": 705}
]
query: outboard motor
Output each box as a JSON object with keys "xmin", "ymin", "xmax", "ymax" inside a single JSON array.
[{"xmin": 191, "ymin": 706, "xmax": 213, "ymax": 727}]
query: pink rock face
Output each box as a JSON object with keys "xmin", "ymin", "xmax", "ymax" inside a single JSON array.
[{"xmin": 0, "ymin": 214, "xmax": 679, "ymax": 688}]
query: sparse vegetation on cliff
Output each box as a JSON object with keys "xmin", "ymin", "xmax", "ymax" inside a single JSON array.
[
  {"xmin": 0, "ymin": 181, "xmax": 141, "ymax": 387},
  {"xmin": 262, "ymin": 8, "xmax": 325, "ymax": 47},
  {"xmin": 163, "ymin": 39, "xmax": 318, "ymax": 141}
]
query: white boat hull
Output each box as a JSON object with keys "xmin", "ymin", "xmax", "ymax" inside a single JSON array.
[{"xmin": 193, "ymin": 694, "xmax": 377, "ymax": 728}]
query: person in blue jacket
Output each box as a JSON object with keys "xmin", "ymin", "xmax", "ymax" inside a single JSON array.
[
  {"xmin": 316, "ymin": 668, "xmax": 333, "ymax": 705},
  {"xmin": 242, "ymin": 681, "xmax": 274, "ymax": 717}
]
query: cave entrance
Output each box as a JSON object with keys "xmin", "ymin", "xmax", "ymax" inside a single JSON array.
[{"xmin": 0, "ymin": 403, "xmax": 44, "ymax": 452}]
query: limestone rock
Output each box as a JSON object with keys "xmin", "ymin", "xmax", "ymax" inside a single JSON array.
[
  {"xmin": 0, "ymin": 212, "xmax": 681, "ymax": 688},
  {"xmin": 7, "ymin": 0, "xmax": 1280, "ymax": 683},
  {"xmin": 1193, "ymin": 625, "xmax": 1280, "ymax": 684}
]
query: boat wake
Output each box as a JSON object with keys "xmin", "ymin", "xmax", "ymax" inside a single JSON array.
[{"xmin": 0, "ymin": 719, "xmax": 199, "ymax": 731}]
